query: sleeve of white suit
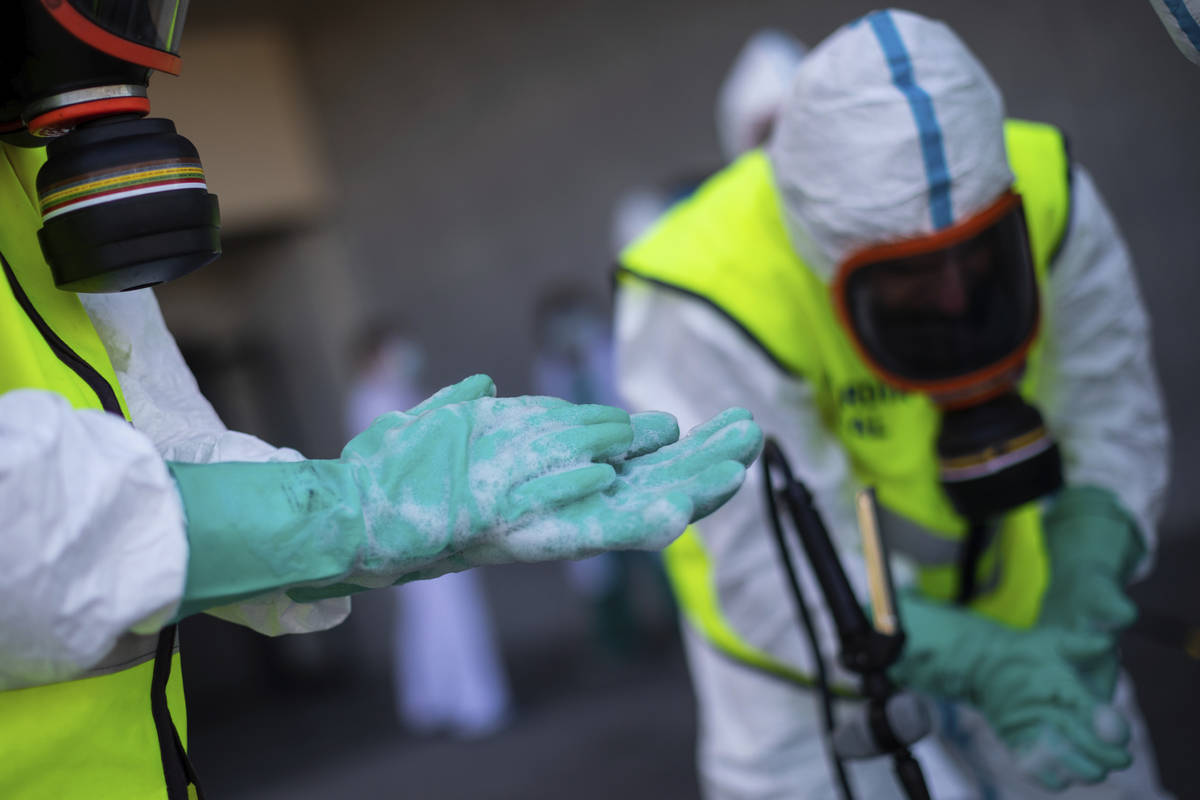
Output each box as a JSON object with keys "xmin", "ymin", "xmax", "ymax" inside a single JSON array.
[
  {"xmin": 1036, "ymin": 166, "xmax": 1170, "ymax": 577},
  {"xmin": 0, "ymin": 389, "xmax": 186, "ymax": 690},
  {"xmin": 79, "ymin": 289, "xmax": 350, "ymax": 635},
  {"xmin": 616, "ymin": 278, "xmax": 895, "ymax": 689}
]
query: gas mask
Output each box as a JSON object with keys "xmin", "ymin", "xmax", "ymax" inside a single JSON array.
[
  {"xmin": 832, "ymin": 190, "xmax": 1063, "ymax": 523},
  {"xmin": 1, "ymin": 0, "xmax": 219, "ymax": 292}
]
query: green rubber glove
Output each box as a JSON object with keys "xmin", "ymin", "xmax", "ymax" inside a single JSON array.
[
  {"xmin": 1039, "ymin": 486, "xmax": 1145, "ymax": 698},
  {"xmin": 1040, "ymin": 486, "xmax": 1143, "ymax": 632},
  {"xmin": 891, "ymin": 593, "xmax": 1132, "ymax": 792},
  {"xmin": 170, "ymin": 375, "xmax": 762, "ymax": 617},
  {"xmin": 394, "ymin": 405, "xmax": 763, "ymax": 583}
]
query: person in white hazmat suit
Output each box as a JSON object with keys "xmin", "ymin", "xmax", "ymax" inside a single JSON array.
[
  {"xmin": 0, "ymin": 2, "xmax": 764, "ymax": 797},
  {"xmin": 616, "ymin": 9, "xmax": 1171, "ymax": 799}
]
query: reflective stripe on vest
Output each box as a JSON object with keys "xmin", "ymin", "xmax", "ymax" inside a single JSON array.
[
  {"xmin": 0, "ymin": 143, "xmax": 193, "ymax": 799},
  {"xmin": 622, "ymin": 120, "xmax": 1070, "ymax": 682}
]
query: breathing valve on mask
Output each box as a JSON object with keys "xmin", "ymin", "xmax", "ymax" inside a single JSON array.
[
  {"xmin": 936, "ymin": 389, "xmax": 1063, "ymax": 523},
  {"xmin": 1, "ymin": 0, "xmax": 220, "ymax": 292}
]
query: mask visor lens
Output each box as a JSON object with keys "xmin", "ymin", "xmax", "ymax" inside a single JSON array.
[
  {"xmin": 63, "ymin": 0, "xmax": 188, "ymax": 53},
  {"xmin": 841, "ymin": 196, "xmax": 1038, "ymax": 383}
]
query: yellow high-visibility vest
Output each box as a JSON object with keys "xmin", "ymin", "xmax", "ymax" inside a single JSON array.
[
  {"xmin": 0, "ymin": 144, "xmax": 195, "ymax": 799},
  {"xmin": 619, "ymin": 120, "xmax": 1071, "ymax": 683}
]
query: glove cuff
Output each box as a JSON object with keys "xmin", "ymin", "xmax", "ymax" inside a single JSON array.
[
  {"xmin": 1044, "ymin": 486, "xmax": 1145, "ymax": 582},
  {"xmin": 890, "ymin": 593, "xmax": 995, "ymax": 703},
  {"xmin": 169, "ymin": 458, "xmax": 364, "ymax": 620}
]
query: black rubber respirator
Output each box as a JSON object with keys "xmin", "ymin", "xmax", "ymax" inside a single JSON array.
[
  {"xmin": 832, "ymin": 191, "xmax": 1063, "ymax": 524},
  {"xmin": 1, "ymin": 0, "xmax": 219, "ymax": 292}
]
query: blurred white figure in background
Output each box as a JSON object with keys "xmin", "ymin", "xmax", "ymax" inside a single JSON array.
[
  {"xmin": 346, "ymin": 325, "xmax": 512, "ymax": 738},
  {"xmin": 612, "ymin": 28, "xmax": 807, "ymax": 254},
  {"xmin": 716, "ymin": 28, "xmax": 809, "ymax": 164}
]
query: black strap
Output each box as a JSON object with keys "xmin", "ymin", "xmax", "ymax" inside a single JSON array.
[
  {"xmin": 1046, "ymin": 130, "xmax": 1075, "ymax": 269},
  {"xmin": 151, "ymin": 625, "xmax": 204, "ymax": 799},
  {"xmin": 612, "ymin": 263, "xmax": 806, "ymax": 381},
  {"xmin": 0, "ymin": 251, "xmax": 123, "ymax": 415},
  {"xmin": 955, "ymin": 522, "xmax": 991, "ymax": 605}
]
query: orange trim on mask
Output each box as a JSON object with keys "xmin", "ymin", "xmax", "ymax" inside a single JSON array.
[
  {"xmin": 830, "ymin": 191, "xmax": 1040, "ymax": 409},
  {"xmin": 28, "ymin": 96, "xmax": 151, "ymax": 137},
  {"xmin": 40, "ymin": 0, "xmax": 182, "ymax": 75}
]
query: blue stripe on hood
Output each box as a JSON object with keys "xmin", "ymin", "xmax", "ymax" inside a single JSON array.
[
  {"xmin": 865, "ymin": 10, "xmax": 954, "ymax": 229},
  {"xmin": 1163, "ymin": 0, "xmax": 1200, "ymax": 53}
]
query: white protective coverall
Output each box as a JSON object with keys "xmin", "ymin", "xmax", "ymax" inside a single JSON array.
[
  {"xmin": 616, "ymin": 11, "xmax": 1171, "ymax": 799},
  {"xmin": 1, "ymin": 286, "xmax": 349, "ymax": 690}
]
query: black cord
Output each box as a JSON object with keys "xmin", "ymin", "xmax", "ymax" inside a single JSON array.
[{"xmin": 761, "ymin": 444, "xmax": 855, "ymax": 800}]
